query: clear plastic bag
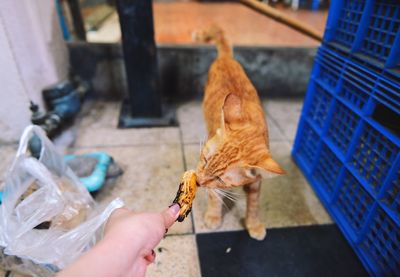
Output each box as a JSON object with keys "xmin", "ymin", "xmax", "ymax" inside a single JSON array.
[{"xmin": 0, "ymin": 125, "xmax": 124, "ymax": 276}]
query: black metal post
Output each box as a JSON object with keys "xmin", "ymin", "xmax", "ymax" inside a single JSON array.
[
  {"xmin": 116, "ymin": 0, "xmax": 175, "ymax": 127},
  {"xmin": 67, "ymin": 0, "xmax": 86, "ymax": 41}
]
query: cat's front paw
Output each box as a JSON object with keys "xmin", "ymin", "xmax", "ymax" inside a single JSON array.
[
  {"xmin": 246, "ymin": 221, "xmax": 267, "ymax": 241},
  {"xmin": 204, "ymin": 212, "xmax": 222, "ymax": 229}
]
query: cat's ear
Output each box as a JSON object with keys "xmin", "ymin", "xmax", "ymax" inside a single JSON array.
[
  {"xmin": 249, "ymin": 157, "xmax": 285, "ymax": 178},
  {"xmin": 221, "ymin": 93, "xmax": 242, "ymax": 130}
]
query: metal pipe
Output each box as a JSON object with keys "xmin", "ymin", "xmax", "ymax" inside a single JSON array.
[{"xmin": 239, "ymin": 0, "xmax": 323, "ymax": 41}]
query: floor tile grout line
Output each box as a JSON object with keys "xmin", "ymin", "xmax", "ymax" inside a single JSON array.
[
  {"xmin": 178, "ymin": 126, "xmax": 197, "ymax": 236},
  {"xmin": 263, "ymin": 100, "xmax": 304, "ymax": 141},
  {"xmin": 265, "ymin": 110, "xmax": 293, "ymax": 142},
  {"xmin": 178, "ymin": 127, "xmax": 202, "ymax": 276}
]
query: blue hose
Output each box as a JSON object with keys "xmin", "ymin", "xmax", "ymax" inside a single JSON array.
[{"xmin": 64, "ymin": 152, "xmax": 112, "ymax": 192}]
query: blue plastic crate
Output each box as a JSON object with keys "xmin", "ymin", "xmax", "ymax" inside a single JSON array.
[
  {"xmin": 351, "ymin": 122, "xmax": 399, "ymax": 194},
  {"xmin": 359, "ymin": 207, "xmax": 400, "ymax": 274},
  {"xmin": 324, "ymin": 0, "xmax": 400, "ymax": 70},
  {"xmin": 326, "ymin": 102, "xmax": 359, "ymax": 154},
  {"xmin": 315, "ymin": 47, "xmax": 377, "ymax": 111},
  {"xmin": 293, "ymin": 46, "xmax": 400, "ymax": 275},
  {"xmin": 333, "ymin": 169, "xmax": 375, "ymax": 238},
  {"xmin": 374, "ymin": 76, "xmax": 400, "ymax": 115},
  {"xmin": 358, "ymin": 0, "xmax": 400, "ymax": 68},
  {"xmin": 324, "ymin": 0, "xmax": 366, "ymax": 49},
  {"xmin": 381, "ymin": 164, "xmax": 400, "ymax": 222},
  {"xmin": 311, "ymin": 144, "xmax": 343, "ymax": 199},
  {"xmin": 306, "ymin": 83, "xmax": 333, "ymax": 131},
  {"xmin": 340, "ymin": 63, "xmax": 376, "ymax": 111},
  {"xmin": 294, "ymin": 122, "xmax": 320, "ymax": 173},
  {"xmin": 313, "ymin": 48, "xmax": 344, "ymax": 90}
]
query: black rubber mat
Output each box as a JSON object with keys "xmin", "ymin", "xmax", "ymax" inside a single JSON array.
[{"xmin": 196, "ymin": 224, "xmax": 368, "ymax": 277}]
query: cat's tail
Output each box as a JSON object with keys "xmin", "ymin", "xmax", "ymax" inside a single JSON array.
[{"xmin": 193, "ymin": 25, "xmax": 232, "ymax": 58}]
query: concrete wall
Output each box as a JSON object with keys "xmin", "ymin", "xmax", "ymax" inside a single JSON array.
[
  {"xmin": 0, "ymin": 0, "xmax": 69, "ymax": 143},
  {"xmin": 69, "ymin": 43, "xmax": 315, "ymax": 100}
]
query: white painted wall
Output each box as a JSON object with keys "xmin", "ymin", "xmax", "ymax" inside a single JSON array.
[{"xmin": 0, "ymin": 0, "xmax": 69, "ymax": 143}]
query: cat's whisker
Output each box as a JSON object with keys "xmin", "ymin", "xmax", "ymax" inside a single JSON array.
[
  {"xmin": 213, "ymin": 188, "xmax": 225, "ymax": 197},
  {"xmin": 218, "ymin": 188, "xmax": 242, "ymax": 196},
  {"xmin": 220, "ymin": 188, "xmax": 243, "ymax": 199},
  {"xmin": 208, "ymin": 188, "xmax": 221, "ymax": 202},
  {"xmin": 211, "ymin": 188, "xmax": 224, "ymax": 200},
  {"xmin": 214, "ymin": 188, "xmax": 237, "ymax": 203},
  {"xmin": 220, "ymin": 190, "xmax": 238, "ymax": 199},
  {"xmin": 221, "ymin": 187, "xmax": 244, "ymax": 201},
  {"xmin": 209, "ymin": 189, "xmax": 229, "ymax": 209},
  {"xmin": 215, "ymin": 188, "xmax": 239, "ymax": 202},
  {"xmin": 214, "ymin": 180, "xmax": 241, "ymax": 201},
  {"xmin": 200, "ymin": 135, "xmax": 207, "ymax": 149}
]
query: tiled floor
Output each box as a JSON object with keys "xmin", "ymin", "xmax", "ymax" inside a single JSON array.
[
  {"xmin": 2, "ymin": 98, "xmax": 370, "ymax": 276},
  {"xmin": 72, "ymin": 99, "xmax": 332, "ymax": 277},
  {"xmin": 87, "ymin": 2, "xmax": 328, "ymax": 45},
  {"xmin": 79, "ymin": 99, "xmax": 332, "ymax": 276},
  {"xmin": 147, "ymin": 234, "xmax": 201, "ymax": 277}
]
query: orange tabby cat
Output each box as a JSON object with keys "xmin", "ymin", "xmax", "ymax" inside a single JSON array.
[{"xmin": 194, "ymin": 26, "xmax": 285, "ymax": 240}]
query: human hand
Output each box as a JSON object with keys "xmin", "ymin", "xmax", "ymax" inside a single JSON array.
[
  {"xmin": 58, "ymin": 204, "xmax": 180, "ymax": 277},
  {"xmin": 103, "ymin": 204, "xmax": 180, "ymax": 274}
]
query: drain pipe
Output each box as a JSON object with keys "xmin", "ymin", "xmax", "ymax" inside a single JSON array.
[{"xmin": 29, "ymin": 76, "xmax": 90, "ymax": 157}]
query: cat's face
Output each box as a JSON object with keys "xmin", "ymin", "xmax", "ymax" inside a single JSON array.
[
  {"xmin": 196, "ymin": 128, "xmax": 284, "ymax": 188},
  {"xmin": 196, "ymin": 93, "xmax": 285, "ymax": 188}
]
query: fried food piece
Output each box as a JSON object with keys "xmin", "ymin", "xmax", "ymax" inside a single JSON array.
[{"xmin": 173, "ymin": 170, "xmax": 197, "ymax": 222}]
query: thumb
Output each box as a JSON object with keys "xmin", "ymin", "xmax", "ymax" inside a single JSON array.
[{"xmin": 162, "ymin": 204, "xmax": 180, "ymax": 229}]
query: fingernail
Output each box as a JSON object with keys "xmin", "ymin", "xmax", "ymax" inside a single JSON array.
[{"xmin": 169, "ymin": 204, "xmax": 180, "ymax": 217}]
